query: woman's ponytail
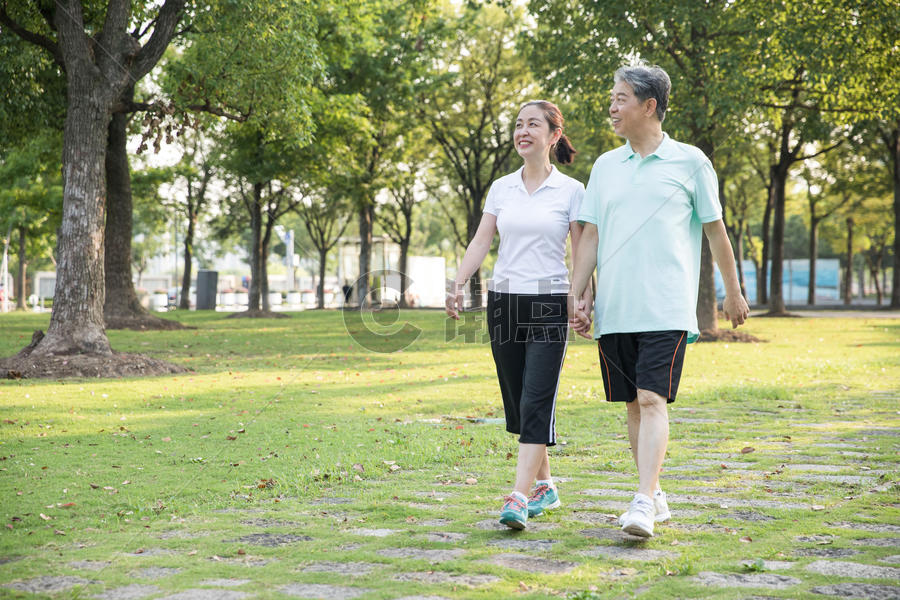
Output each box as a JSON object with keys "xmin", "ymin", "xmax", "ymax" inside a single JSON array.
[{"xmin": 554, "ymin": 133, "xmax": 577, "ymax": 165}]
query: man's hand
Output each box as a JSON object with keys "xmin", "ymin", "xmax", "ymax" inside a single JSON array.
[
  {"xmin": 568, "ymin": 289, "xmax": 593, "ymax": 339},
  {"xmin": 722, "ymin": 294, "xmax": 750, "ymax": 328}
]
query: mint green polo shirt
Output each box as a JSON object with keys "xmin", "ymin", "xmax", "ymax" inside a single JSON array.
[{"xmin": 577, "ymin": 133, "xmax": 722, "ymax": 343}]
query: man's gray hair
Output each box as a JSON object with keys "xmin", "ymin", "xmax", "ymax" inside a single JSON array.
[{"xmin": 614, "ymin": 64, "xmax": 671, "ymax": 122}]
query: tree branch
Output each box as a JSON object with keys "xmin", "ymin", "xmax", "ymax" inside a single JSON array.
[
  {"xmin": 794, "ymin": 139, "xmax": 844, "ymax": 162},
  {"xmin": 130, "ymin": 0, "xmax": 185, "ymax": 82},
  {"xmin": 1, "ymin": 4, "xmax": 61, "ymax": 64}
]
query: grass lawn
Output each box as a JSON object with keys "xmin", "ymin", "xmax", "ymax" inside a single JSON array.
[{"xmin": 0, "ymin": 310, "xmax": 898, "ymax": 599}]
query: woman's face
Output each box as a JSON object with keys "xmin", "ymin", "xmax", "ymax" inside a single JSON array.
[{"xmin": 514, "ymin": 105, "xmax": 559, "ymax": 161}]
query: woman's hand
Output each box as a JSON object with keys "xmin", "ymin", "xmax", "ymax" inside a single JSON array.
[{"xmin": 445, "ymin": 282, "xmax": 464, "ymax": 320}]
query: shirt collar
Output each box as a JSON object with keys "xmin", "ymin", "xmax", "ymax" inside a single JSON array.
[
  {"xmin": 509, "ymin": 165, "xmax": 565, "ymax": 192},
  {"xmin": 620, "ymin": 132, "xmax": 674, "ymax": 161}
]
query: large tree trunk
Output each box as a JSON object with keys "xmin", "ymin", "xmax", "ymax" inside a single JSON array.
[
  {"xmin": 807, "ymin": 219, "xmax": 819, "ymax": 306},
  {"xmin": 768, "ymin": 163, "xmax": 788, "ymax": 314},
  {"xmin": 357, "ymin": 203, "xmax": 373, "ymax": 308},
  {"xmin": 890, "ymin": 126, "xmax": 900, "ymax": 308},
  {"xmin": 103, "ymin": 103, "xmax": 183, "ymax": 329},
  {"xmin": 844, "ymin": 217, "xmax": 854, "ymax": 305},
  {"xmin": 179, "ymin": 213, "xmax": 194, "ymax": 310},
  {"xmin": 32, "ymin": 86, "xmax": 113, "ymax": 355},
  {"xmin": 16, "ymin": 226, "xmax": 27, "ymax": 310}
]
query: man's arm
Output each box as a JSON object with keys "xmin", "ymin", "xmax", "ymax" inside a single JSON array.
[
  {"xmin": 702, "ymin": 219, "xmax": 749, "ymax": 328},
  {"xmin": 568, "ymin": 222, "xmax": 599, "ymax": 338}
]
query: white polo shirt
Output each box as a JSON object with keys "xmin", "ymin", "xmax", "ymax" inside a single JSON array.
[{"xmin": 483, "ymin": 165, "xmax": 584, "ymax": 295}]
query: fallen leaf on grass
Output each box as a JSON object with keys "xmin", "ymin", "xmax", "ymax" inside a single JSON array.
[
  {"xmin": 389, "ymin": 465, "xmax": 401, "ymax": 472},
  {"xmin": 352, "ymin": 463, "xmax": 364, "ymax": 473},
  {"xmin": 811, "ymin": 505, "xmax": 825, "ymax": 511},
  {"xmin": 54, "ymin": 530, "xmax": 65, "ymax": 535},
  {"xmin": 741, "ymin": 446, "xmax": 755, "ymax": 454},
  {"xmin": 187, "ymin": 550, "xmax": 197, "ymax": 556},
  {"xmin": 59, "ymin": 502, "xmax": 76, "ymax": 508},
  {"xmin": 237, "ymin": 548, "xmax": 246, "ymax": 555},
  {"xmin": 89, "ymin": 483, "xmax": 100, "ymax": 489},
  {"xmin": 226, "ymin": 436, "xmax": 237, "ymax": 441},
  {"xmin": 39, "ymin": 514, "xmax": 51, "ymax": 521},
  {"xmin": 740, "ymin": 536, "xmax": 752, "ymax": 543},
  {"xmin": 161, "ymin": 437, "xmax": 171, "ymax": 442},
  {"xmin": 465, "ymin": 477, "xmax": 478, "ymax": 485}
]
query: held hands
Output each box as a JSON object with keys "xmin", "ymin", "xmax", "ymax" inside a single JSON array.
[
  {"xmin": 723, "ymin": 293, "xmax": 750, "ymax": 328},
  {"xmin": 567, "ymin": 289, "xmax": 593, "ymax": 339},
  {"xmin": 445, "ymin": 281, "xmax": 465, "ymax": 320}
]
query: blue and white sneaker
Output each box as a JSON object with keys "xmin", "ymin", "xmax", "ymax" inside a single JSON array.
[
  {"xmin": 527, "ymin": 484, "xmax": 561, "ymax": 517},
  {"xmin": 499, "ymin": 494, "xmax": 528, "ymax": 530}
]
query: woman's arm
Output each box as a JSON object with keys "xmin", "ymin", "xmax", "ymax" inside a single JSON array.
[{"xmin": 446, "ymin": 213, "xmax": 497, "ymax": 319}]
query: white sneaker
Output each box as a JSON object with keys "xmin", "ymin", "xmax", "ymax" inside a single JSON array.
[
  {"xmin": 653, "ymin": 489, "xmax": 671, "ymax": 523},
  {"xmin": 619, "ymin": 489, "xmax": 670, "ymax": 525},
  {"xmin": 621, "ymin": 493, "xmax": 655, "ymax": 537}
]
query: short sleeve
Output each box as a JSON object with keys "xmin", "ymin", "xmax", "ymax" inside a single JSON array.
[
  {"xmin": 482, "ymin": 182, "xmax": 499, "ymax": 216},
  {"xmin": 576, "ymin": 160, "xmax": 601, "ymax": 225},
  {"xmin": 692, "ymin": 158, "xmax": 722, "ymax": 223},
  {"xmin": 568, "ymin": 182, "xmax": 585, "ymax": 222}
]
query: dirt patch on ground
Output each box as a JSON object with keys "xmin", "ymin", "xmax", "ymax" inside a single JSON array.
[
  {"xmin": 1, "ymin": 332, "xmax": 188, "ymax": 379},
  {"xmin": 105, "ymin": 315, "xmax": 192, "ymax": 331},
  {"xmin": 697, "ymin": 329, "xmax": 763, "ymax": 343},
  {"xmin": 226, "ymin": 310, "xmax": 290, "ymax": 319}
]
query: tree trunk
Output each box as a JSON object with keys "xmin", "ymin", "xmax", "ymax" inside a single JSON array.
[
  {"xmin": 869, "ymin": 257, "xmax": 882, "ymax": 306},
  {"xmin": 103, "ymin": 104, "xmax": 149, "ymax": 323},
  {"xmin": 179, "ymin": 214, "xmax": 195, "ymax": 310},
  {"xmin": 697, "ymin": 236, "xmax": 718, "ymax": 331},
  {"xmin": 890, "ymin": 126, "xmax": 900, "ymax": 308},
  {"xmin": 696, "ymin": 155, "xmax": 722, "ymax": 332},
  {"xmin": 247, "ymin": 184, "xmax": 263, "ymax": 312},
  {"xmin": 807, "ymin": 219, "xmax": 818, "ymax": 306},
  {"xmin": 466, "ymin": 209, "xmax": 482, "ymax": 309},
  {"xmin": 357, "ymin": 203, "xmax": 373, "ymax": 308},
  {"xmin": 734, "ymin": 219, "xmax": 746, "ymax": 300},
  {"xmin": 758, "ymin": 192, "xmax": 772, "ymax": 305},
  {"xmin": 857, "ymin": 261, "xmax": 865, "ymax": 300},
  {"xmin": 844, "ymin": 217, "xmax": 853, "ymax": 305},
  {"xmin": 317, "ymin": 247, "xmax": 327, "ymax": 309},
  {"xmin": 768, "ymin": 163, "xmax": 788, "ymax": 314},
  {"xmin": 15, "ymin": 226, "xmax": 27, "ymax": 310},
  {"xmin": 32, "ymin": 87, "xmax": 112, "ymax": 355},
  {"xmin": 398, "ymin": 238, "xmax": 410, "ymax": 308},
  {"xmin": 261, "ymin": 220, "xmax": 272, "ymax": 312}
]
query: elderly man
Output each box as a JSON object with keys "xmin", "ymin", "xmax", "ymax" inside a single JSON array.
[{"xmin": 569, "ymin": 64, "xmax": 749, "ymax": 537}]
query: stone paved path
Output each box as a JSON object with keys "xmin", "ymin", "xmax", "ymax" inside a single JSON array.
[{"xmin": 1, "ymin": 410, "xmax": 897, "ymax": 599}]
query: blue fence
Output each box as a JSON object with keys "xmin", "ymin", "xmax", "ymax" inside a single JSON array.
[{"xmin": 715, "ymin": 259, "xmax": 840, "ymax": 303}]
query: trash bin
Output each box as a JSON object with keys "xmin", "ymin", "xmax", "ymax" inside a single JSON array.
[{"xmin": 196, "ymin": 269, "xmax": 218, "ymax": 310}]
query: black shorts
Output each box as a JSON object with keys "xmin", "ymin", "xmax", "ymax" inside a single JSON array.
[
  {"xmin": 487, "ymin": 291, "xmax": 568, "ymax": 446},
  {"xmin": 597, "ymin": 331, "xmax": 687, "ymax": 403}
]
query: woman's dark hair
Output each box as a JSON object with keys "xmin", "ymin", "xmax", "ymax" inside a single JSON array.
[{"xmin": 520, "ymin": 100, "xmax": 577, "ymax": 165}]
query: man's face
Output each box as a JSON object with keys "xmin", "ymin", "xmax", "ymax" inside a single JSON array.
[{"xmin": 609, "ymin": 81, "xmax": 650, "ymax": 138}]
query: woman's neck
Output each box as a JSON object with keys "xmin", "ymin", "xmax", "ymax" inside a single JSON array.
[{"xmin": 521, "ymin": 158, "xmax": 552, "ymax": 188}]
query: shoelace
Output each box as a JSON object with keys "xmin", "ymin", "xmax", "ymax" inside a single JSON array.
[
  {"xmin": 630, "ymin": 496, "xmax": 654, "ymax": 517},
  {"xmin": 503, "ymin": 495, "xmax": 526, "ymax": 510},
  {"xmin": 528, "ymin": 484, "xmax": 550, "ymax": 502}
]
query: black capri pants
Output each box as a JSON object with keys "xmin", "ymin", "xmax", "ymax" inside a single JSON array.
[{"xmin": 486, "ymin": 291, "xmax": 568, "ymax": 446}]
